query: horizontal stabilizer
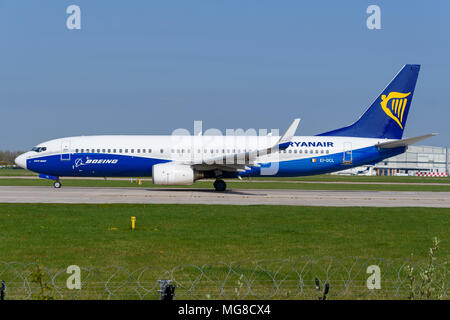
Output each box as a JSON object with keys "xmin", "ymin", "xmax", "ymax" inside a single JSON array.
[{"xmin": 376, "ymin": 133, "xmax": 437, "ymax": 149}]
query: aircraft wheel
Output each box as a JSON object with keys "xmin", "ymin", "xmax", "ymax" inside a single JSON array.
[
  {"xmin": 53, "ymin": 181, "xmax": 62, "ymax": 188},
  {"xmin": 213, "ymin": 179, "xmax": 226, "ymax": 192}
]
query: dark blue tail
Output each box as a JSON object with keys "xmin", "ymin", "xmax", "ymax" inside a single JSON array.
[{"xmin": 317, "ymin": 64, "xmax": 420, "ymax": 139}]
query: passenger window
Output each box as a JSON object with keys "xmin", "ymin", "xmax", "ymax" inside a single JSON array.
[
  {"xmin": 288, "ymin": 150, "xmax": 292, "ymax": 153},
  {"xmin": 294, "ymin": 150, "xmax": 297, "ymax": 153},
  {"xmin": 160, "ymin": 149, "xmax": 164, "ymax": 153},
  {"xmin": 137, "ymin": 149, "xmax": 140, "ymax": 153},
  {"xmin": 149, "ymin": 149, "xmax": 152, "ymax": 153},
  {"xmin": 113, "ymin": 149, "xmax": 116, "ymax": 153},
  {"xmin": 315, "ymin": 150, "xmax": 318, "ymax": 154},
  {"xmin": 119, "ymin": 149, "xmax": 122, "ymax": 153},
  {"xmin": 97, "ymin": 149, "xmax": 100, "ymax": 153},
  {"xmin": 102, "ymin": 149, "xmax": 105, "ymax": 153},
  {"xmin": 131, "ymin": 149, "xmax": 134, "ymax": 153},
  {"xmin": 81, "ymin": 149, "xmax": 84, "ymax": 153},
  {"xmin": 125, "ymin": 149, "xmax": 128, "ymax": 153},
  {"xmin": 75, "ymin": 149, "xmax": 79, "ymax": 153},
  {"xmin": 326, "ymin": 150, "xmax": 329, "ymax": 154}
]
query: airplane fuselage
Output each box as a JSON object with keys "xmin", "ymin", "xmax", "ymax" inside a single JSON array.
[{"xmin": 16, "ymin": 135, "xmax": 405, "ymax": 179}]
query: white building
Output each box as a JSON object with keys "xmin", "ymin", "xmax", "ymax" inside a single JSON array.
[{"xmin": 374, "ymin": 145, "xmax": 449, "ymax": 176}]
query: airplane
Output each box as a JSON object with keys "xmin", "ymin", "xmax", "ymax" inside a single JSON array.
[{"xmin": 15, "ymin": 64, "xmax": 435, "ymax": 191}]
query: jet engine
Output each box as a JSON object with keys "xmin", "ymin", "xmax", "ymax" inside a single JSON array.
[{"xmin": 152, "ymin": 162, "xmax": 202, "ymax": 185}]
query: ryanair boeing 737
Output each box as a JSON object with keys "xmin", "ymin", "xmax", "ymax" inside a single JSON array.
[{"xmin": 15, "ymin": 64, "xmax": 435, "ymax": 191}]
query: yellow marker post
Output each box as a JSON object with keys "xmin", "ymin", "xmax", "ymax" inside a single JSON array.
[
  {"xmin": 138, "ymin": 179, "xmax": 142, "ymax": 185},
  {"xmin": 131, "ymin": 216, "xmax": 136, "ymax": 230}
]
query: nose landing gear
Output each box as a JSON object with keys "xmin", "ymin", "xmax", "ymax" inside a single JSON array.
[
  {"xmin": 213, "ymin": 179, "xmax": 227, "ymax": 192},
  {"xmin": 53, "ymin": 181, "xmax": 62, "ymax": 188}
]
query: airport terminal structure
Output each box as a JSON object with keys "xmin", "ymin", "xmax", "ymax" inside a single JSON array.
[
  {"xmin": 337, "ymin": 145, "xmax": 449, "ymax": 176},
  {"xmin": 374, "ymin": 145, "xmax": 449, "ymax": 176}
]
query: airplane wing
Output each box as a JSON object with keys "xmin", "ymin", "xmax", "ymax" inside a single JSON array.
[
  {"xmin": 376, "ymin": 133, "xmax": 437, "ymax": 149},
  {"xmin": 188, "ymin": 118, "xmax": 300, "ymax": 172}
]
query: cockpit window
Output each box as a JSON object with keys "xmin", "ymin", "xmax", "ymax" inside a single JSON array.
[{"xmin": 31, "ymin": 147, "xmax": 47, "ymax": 152}]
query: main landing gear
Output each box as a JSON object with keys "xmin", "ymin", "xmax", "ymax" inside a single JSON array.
[
  {"xmin": 53, "ymin": 181, "xmax": 62, "ymax": 188},
  {"xmin": 213, "ymin": 179, "xmax": 227, "ymax": 192}
]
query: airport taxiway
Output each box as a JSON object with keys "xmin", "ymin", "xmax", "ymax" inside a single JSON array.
[
  {"xmin": 0, "ymin": 186, "xmax": 449, "ymax": 207},
  {"xmin": 1, "ymin": 176, "xmax": 450, "ymax": 186}
]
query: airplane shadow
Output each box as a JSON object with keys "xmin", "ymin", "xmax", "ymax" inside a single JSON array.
[{"xmin": 144, "ymin": 188, "xmax": 265, "ymax": 196}]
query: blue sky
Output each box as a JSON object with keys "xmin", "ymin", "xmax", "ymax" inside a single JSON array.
[{"xmin": 1, "ymin": 0, "xmax": 449, "ymax": 150}]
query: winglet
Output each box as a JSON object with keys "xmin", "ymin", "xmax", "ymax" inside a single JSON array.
[{"xmin": 279, "ymin": 118, "xmax": 300, "ymax": 144}]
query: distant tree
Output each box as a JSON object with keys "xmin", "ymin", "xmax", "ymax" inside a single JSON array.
[{"xmin": 0, "ymin": 150, "xmax": 25, "ymax": 166}]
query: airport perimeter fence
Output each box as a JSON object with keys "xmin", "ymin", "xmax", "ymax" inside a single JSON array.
[{"xmin": 0, "ymin": 257, "xmax": 448, "ymax": 300}]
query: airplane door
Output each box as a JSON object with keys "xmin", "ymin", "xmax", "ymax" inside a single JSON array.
[
  {"xmin": 61, "ymin": 140, "xmax": 71, "ymax": 161},
  {"xmin": 343, "ymin": 142, "xmax": 352, "ymax": 164}
]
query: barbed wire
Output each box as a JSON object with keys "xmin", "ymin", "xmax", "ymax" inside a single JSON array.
[{"xmin": 0, "ymin": 257, "xmax": 447, "ymax": 300}]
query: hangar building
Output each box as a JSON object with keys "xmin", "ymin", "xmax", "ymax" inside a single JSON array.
[{"xmin": 374, "ymin": 145, "xmax": 449, "ymax": 176}]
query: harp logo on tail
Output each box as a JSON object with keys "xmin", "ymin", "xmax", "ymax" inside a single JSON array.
[{"xmin": 380, "ymin": 92, "xmax": 411, "ymax": 129}]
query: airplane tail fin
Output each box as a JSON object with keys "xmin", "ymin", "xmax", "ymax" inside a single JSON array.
[{"xmin": 317, "ymin": 64, "xmax": 420, "ymax": 139}]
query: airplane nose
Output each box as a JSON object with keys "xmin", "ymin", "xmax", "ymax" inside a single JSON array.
[{"xmin": 15, "ymin": 154, "xmax": 27, "ymax": 169}]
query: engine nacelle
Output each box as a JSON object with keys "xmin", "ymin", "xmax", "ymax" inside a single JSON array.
[{"xmin": 152, "ymin": 162, "xmax": 198, "ymax": 185}]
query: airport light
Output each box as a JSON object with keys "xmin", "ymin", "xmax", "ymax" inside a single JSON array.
[{"xmin": 131, "ymin": 216, "xmax": 136, "ymax": 231}]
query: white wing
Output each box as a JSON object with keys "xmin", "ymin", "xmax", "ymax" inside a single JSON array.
[{"xmin": 186, "ymin": 119, "xmax": 300, "ymax": 172}]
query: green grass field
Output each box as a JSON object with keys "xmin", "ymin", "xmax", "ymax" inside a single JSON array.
[
  {"xmin": 1, "ymin": 203, "xmax": 447, "ymax": 266},
  {"xmin": 0, "ymin": 168, "xmax": 36, "ymax": 176},
  {"xmin": 0, "ymin": 203, "xmax": 448, "ymax": 299}
]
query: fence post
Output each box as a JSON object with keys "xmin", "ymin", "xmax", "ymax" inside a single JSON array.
[
  {"xmin": 315, "ymin": 277, "xmax": 330, "ymax": 300},
  {"xmin": 1, "ymin": 280, "xmax": 5, "ymax": 300},
  {"xmin": 158, "ymin": 280, "xmax": 176, "ymax": 301}
]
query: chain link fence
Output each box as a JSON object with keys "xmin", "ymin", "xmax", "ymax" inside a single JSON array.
[{"xmin": 0, "ymin": 257, "xmax": 448, "ymax": 300}]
